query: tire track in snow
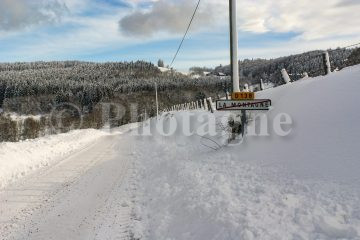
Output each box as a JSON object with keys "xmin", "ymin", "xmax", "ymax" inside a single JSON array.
[{"xmin": 0, "ymin": 134, "xmax": 136, "ymax": 240}]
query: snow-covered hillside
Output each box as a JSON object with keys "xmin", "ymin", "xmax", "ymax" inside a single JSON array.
[
  {"xmin": 132, "ymin": 65, "xmax": 360, "ymax": 239},
  {"xmin": 245, "ymin": 65, "xmax": 360, "ymax": 184}
]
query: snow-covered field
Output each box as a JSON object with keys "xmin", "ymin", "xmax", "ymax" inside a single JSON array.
[{"xmin": 0, "ymin": 65, "xmax": 360, "ymax": 239}]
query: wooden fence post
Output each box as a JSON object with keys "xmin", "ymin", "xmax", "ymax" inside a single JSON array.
[
  {"xmin": 281, "ymin": 68, "xmax": 291, "ymax": 84},
  {"xmin": 207, "ymin": 97, "xmax": 214, "ymax": 113},
  {"xmin": 203, "ymin": 98, "xmax": 208, "ymax": 110},
  {"xmin": 323, "ymin": 51, "xmax": 331, "ymax": 75},
  {"xmin": 260, "ymin": 79, "xmax": 264, "ymax": 90}
]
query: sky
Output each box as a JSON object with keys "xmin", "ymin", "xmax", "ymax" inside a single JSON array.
[{"xmin": 0, "ymin": 0, "xmax": 359, "ymax": 71}]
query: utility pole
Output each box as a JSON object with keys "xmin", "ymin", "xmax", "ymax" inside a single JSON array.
[
  {"xmin": 216, "ymin": 1, "xmax": 272, "ymax": 137},
  {"xmin": 229, "ymin": 0, "xmax": 240, "ymax": 92},
  {"xmin": 230, "ymin": 0, "xmax": 246, "ymax": 136}
]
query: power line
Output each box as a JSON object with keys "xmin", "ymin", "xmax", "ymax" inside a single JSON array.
[
  {"xmin": 170, "ymin": 0, "xmax": 201, "ymax": 67},
  {"xmin": 343, "ymin": 42, "xmax": 360, "ymax": 49},
  {"xmin": 305, "ymin": 42, "xmax": 360, "ymax": 59},
  {"xmin": 326, "ymin": 42, "xmax": 360, "ymax": 53}
]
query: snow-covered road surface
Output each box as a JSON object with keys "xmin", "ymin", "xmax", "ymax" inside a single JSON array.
[{"xmin": 0, "ymin": 134, "xmax": 136, "ymax": 240}]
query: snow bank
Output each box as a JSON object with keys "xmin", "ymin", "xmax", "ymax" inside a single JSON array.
[
  {"xmin": 132, "ymin": 65, "xmax": 360, "ymax": 239},
  {"xmin": 245, "ymin": 65, "xmax": 360, "ymax": 184},
  {"xmin": 0, "ymin": 129, "xmax": 108, "ymax": 189}
]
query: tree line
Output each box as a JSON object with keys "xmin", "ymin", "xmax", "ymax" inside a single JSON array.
[
  {"xmin": 198, "ymin": 47, "xmax": 357, "ymax": 86},
  {"xmin": 0, "ymin": 61, "xmax": 228, "ymax": 113}
]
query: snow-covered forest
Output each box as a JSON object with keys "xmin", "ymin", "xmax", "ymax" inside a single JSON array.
[
  {"xmin": 212, "ymin": 48, "xmax": 357, "ymax": 85},
  {"xmin": 0, "ymin": 61, "xmax": 229, "ymax": 142},
  {"xmin": 0, "ymin": 61, "xmax": 227, "ymax": 112}
]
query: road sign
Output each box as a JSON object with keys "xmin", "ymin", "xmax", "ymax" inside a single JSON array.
[
  {"xmin": 216, "ymin": 99, "xmax": 271, "ymax": 111},
  {"xmin": 231, "ymin": 92, "xmax": 255, "ymax": 100}
]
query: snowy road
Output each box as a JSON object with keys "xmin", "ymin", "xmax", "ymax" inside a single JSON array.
[{"xmin": 0, "ymin": 134, "xmax": 136, "ymax": 240}]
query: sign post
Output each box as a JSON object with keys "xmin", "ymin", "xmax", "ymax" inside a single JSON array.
[
  {"xmin": 227, "ymin": 1, "xmax": 272, "ymax": 136},
  {"xmin": 229, "ymin": 0, "xmax": 247, "ymax": 135}
]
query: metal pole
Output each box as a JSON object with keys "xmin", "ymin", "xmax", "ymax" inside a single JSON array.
[
  {"xmin": 155, "ymin": 82, "xmax": 159, "ymax": 119},
  {"xmin": 230, "ymin": 0, "xmax": 246, "ymax": 136},
  {"xmin": 229, "ymin": 0, "xmax": 240, "ymax": 92}
]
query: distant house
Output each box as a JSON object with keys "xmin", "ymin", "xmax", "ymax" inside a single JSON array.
[
  {"xmin": 157, "ymin": 66, "xmax": 171, "ymax": 73},
  {"xmin": 205, "ymin": 72, "xmax": 227, "ymax": 79}
]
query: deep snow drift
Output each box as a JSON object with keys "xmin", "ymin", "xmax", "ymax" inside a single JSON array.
[{"xmin": 132, "ymin": 65, "xmax": 360, "ymax": 239}]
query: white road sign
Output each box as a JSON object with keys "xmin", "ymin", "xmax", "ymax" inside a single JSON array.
[{"xmin": 216, "ymin": 99, "xmax": 271, "ymax": 111}]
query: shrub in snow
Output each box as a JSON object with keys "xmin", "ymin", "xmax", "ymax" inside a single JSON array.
[{"xmin": 157, "ymin": 59, "xmax": 164, "ymax": 68}]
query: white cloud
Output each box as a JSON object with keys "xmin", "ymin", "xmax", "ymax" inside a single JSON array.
[
  {"xmin": 4, "ymin": 15, "xmax": 126, "ymax": 59},
  {"xmin": 255, "ymin": 0, "xmax": 360, "ymax": 40},
  {"xmin": 119, "ymin": 0, "xmax": 360, "ymax": 40},
  {"xmin": 0, "ymin": 0, "xmax": 67, "ymax": 31},
  {"xmin": 119, "ymin": 0, "xmax": 216, "ymax": 36},
  {"xmin": 1, "ymin": 11, "xmax": 174, "ymax": 61},
  {"xmin": 1, "ymin": 0, "xmax": 359, "ymax": 71}
]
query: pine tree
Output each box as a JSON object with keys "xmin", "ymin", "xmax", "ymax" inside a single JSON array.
[{"xmin": 158, "ymin": 59, "xmax": 165, "ymax": 68}]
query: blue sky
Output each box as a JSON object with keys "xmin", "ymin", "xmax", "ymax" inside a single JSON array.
[{"xmin": 0, "ymin": 0, "xmax": 359, "ymax": 71}]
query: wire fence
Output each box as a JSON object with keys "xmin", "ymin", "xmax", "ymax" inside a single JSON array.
[{"xmin": 161, "ymin": 42, "xmax": 360, "ymax": 115}]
